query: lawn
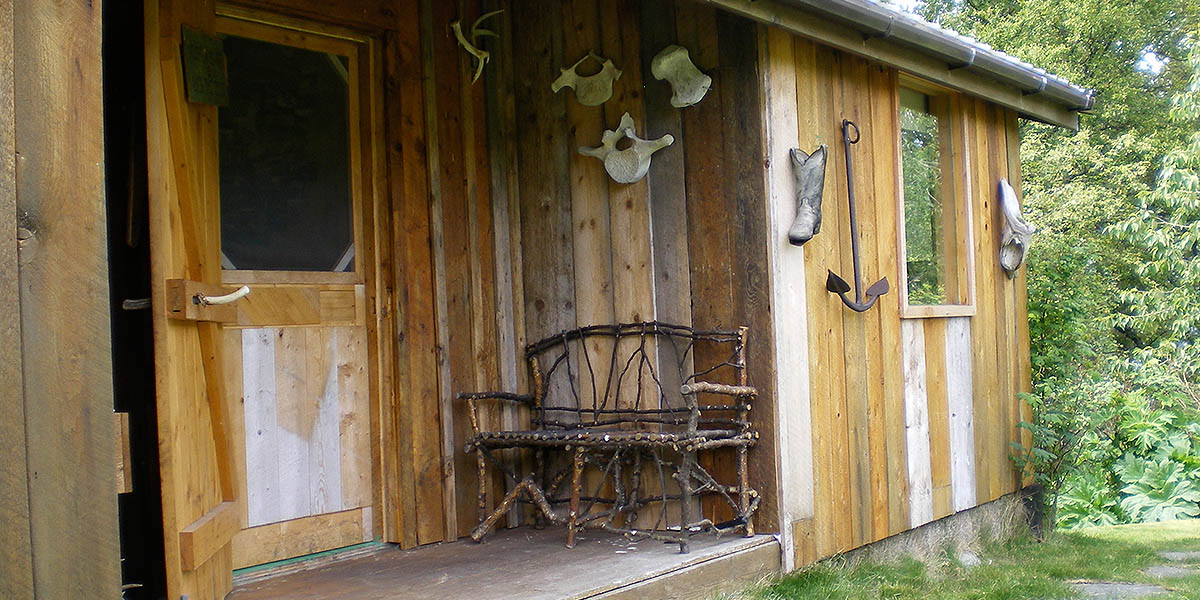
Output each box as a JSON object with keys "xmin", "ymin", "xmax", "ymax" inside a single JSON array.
[{"xmin": 742, "ymin": 519, "xmax": 1200, "ymax": 599}]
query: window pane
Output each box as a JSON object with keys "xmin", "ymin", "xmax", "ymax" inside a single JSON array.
[
  {"xmin": 900, "ymin": 88, "xmax": 947, "ymax": 305},
  {"xmin": 218, "ymin": 35, "xmax": 354, "ymax": 272}
]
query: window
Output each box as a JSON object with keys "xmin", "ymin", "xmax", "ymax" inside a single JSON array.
[
  {"xmin": 217, "ymin": 26, "xmax": 359, "ymax": 276},
  {"xmin": 897, "ymin": 83, "xmax": 973, "ymax": 317}
]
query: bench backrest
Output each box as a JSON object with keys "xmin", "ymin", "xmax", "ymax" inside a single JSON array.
[{"xmin": 524, "ymin": 322, "xmax": 748, "ymax": 432}]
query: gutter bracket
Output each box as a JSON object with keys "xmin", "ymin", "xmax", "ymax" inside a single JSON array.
[
  {"xmin": 948, "ymin": 47, "xmax": 976, "ymax": 71},
  {"xmin": 862, "ymin": 15, "xmax": 895, "ymax": 41},
  {"xmin": 1022, "ymin": 76, "xmax": 1048, "ymax": 96}
]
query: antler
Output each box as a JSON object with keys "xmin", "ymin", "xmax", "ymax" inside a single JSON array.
[{"xmin": 451, "ymin": 9, "xmax": 504, "ymax": 84}]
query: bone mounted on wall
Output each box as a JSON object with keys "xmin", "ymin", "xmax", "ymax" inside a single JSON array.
[
  {"xmin": 579, "ymin": 112, "xmax": 675, "ymax": 184},
  {"xmin": 650, "ymin": 45, "xmax": 712, "ymax": 108},
  {"xmin": 997, "ymin": 178, "xmax": 1035, "ymax": 277},
  {"xmin": 552, "ymin": 52, "xmax": 623, "ymax": 107},
  {"xmin": 787, "ymin": 146, "xmax": 828, "ymax": 246}
]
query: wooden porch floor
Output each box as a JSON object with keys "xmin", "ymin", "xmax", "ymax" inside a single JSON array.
[{"xmin": 228, "ymin": 527, "xmax": 779, "ymax": 600}]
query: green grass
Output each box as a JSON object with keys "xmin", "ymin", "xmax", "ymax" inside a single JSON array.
[{"xmin": 747, "ymin": 519, "xmax": 1200, "ymax": 599}]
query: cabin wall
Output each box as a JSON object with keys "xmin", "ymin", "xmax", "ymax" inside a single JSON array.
[
  {"xmin": 347, "ymin": 0, "xmax": 783, "ymax": 543},
  {"xmin": 763, "ymin": 32, "xmax": 1031, "ymax": 567},
  {"xmin": 492, "ymin": 0, "xmax": 780, "ymax": 531}
]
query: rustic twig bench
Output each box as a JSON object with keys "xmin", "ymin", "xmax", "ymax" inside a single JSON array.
[{"xmin": 459, "ymin": 321, "xmax": 760, "ymax": 553}]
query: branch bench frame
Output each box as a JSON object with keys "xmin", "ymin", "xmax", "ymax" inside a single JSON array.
[{"xmin": 459, "ymin": 321, "xmax": 760, "ymax": 553}]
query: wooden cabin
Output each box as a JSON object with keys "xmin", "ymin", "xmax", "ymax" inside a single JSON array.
[{"xmin": 2, "ymin": 0, "xmax": 1092, "ymax": 598}]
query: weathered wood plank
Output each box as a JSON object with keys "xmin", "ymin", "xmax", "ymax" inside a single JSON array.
[
  {"xmin": 0, "ymin": 0, "xmax": 33, "ymax": 593},
  {"xmin": 964, "ymin": 98, "xmax": 996, "ymax": 504},
  {"xmin": 843, "ymin": 53, "xmax": 888, "ymax": 543},
  {"xmin": 764, "ymin": 25, "xmax": 814, "ymax": 550},
  {"xmin": 275, "ymin": 327, "xmax": 313, "ymax": 522},
  {"xmin": 382, "ymin": 18, "xmax": 436, "ymax": 546},
  {"xmin": 564, "ymin": 0, "xmax": 617, "ymax": 420},
  {"xmin": 232, "ymin": 506, "xmax": 368, "ymax": 569},
  {"xmin": 338, "ymin": 327, "xmax": 372, "ymax": 509},
  {"xmin": 639, "ymin": 0, "xmax": 691, "ymax": 332},
  {"xmin": 512, "ymin": 0, "xmax": 575, "ymax": 367},
  {"xmin": 716, "ymin": 10, "xmax": 779, "ymax": 533},
  {"xmin": 901, "ymin": 320, "xmax": 933, "ymax": 528},
  {"xmin": 243, "ymin": 329, "xmax": 280, "ymax": 527},
  {"xmin": 224, "ymin": 0, "xmax": 397, "ymax": 29},
  {"xmin": 986, "ymin": 103, "xmax": 1020, "ymax": 494},
  {"xmin": 13, "ymin": 1, "xmax": 120, "ymax": 597},
  {"xmin": 923, "ymin": 318, "xmax": 951, "ymax": 519},
  {"xmin": 603, "ymin": 0, "xmax": 659, "ymax": 417},
  {"xmin": 222, "ymin": 329, "xmax": 250, "ymax": 531},
  {"xmin": 945, "ymin": 316, "xmax": 976, "ymax": 512},
  {"xmin": 1006, "ymin": 109, "xmax": 1034, "ymax": 485},
  {"xmin": 870, "ymin": 65, "xmax": 910, "ymax": 536},
  {"xmin": 802, "ymin": 39, "xmax": 852, "ymax": 557},
  {"xmin": 180, "ymin": 502, "xmax": 240, "ymax": 572},
  {"xmin": 306, "ymin": 328, "xmax": 342, "ymax": 514}
]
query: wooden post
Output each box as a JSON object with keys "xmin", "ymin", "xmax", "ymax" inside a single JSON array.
[
  {"xmin": 12, "ymin": 1, "xmax": 121, "ymax": 597},
  {"xmin": 0, "ymin": 0, "xmax": 34, "ymax": 596}
]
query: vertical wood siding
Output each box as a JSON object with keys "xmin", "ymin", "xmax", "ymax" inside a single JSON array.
[{"xmin": 768, "ymin": 35, "xmax": 1031, "ymax": 565}]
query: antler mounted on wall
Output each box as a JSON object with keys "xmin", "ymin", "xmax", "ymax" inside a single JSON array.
[{"xmin": 451, "ymin": 9, "xmax": 503, "ymax": 84}]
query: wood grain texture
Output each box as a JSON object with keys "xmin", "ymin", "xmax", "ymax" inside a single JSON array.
[
  {"xmin": 232, "ymin": 506, "xmax": 369, "ymax": 569},
  {"xmin": 763, "ymin": 25, "xmax": 814, "ymax": 542},
  {"xmin": 1006, "ymin": 109, "xmax": 1034, "ymax": 485},
  {"xmin": 382, "ymin": 11, "xmax": 443, "ymax": 545},
  {"xmin": 985, "ymin": 103, "xmax": 1020, "ymax": 495},
  {"xmin": 923, "ymin": 319, "xmax": 951, "ymax": 519},
  {"xmin": 871, "ymin": 66, "xmax": 910, "ymax": 536},
  {"xmin": 901, "ymin": 320, "xmax": 933, "ymax": 528},
  {"xmin": 145, "ymin": 2, "xmax": 238, "ymax": 597},
  {"xmin": 717, "ymin": 10, "xmax": 779, "ymax": 533},
  {"xmin": 0, "ymin": 0, "xmax": 33, "ymax": 594},
  {"xmin": 13, "ymin": 1, "xmax": 121, "ymax": 597},
  {"xmin": 945, "ymin": 316, "xmax": 976, "ymax": 512}
]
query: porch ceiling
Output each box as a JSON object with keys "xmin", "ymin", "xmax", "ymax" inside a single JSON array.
[{"xmin": 228, "ymin": 528, "xmax": 778, "ymax": 600}]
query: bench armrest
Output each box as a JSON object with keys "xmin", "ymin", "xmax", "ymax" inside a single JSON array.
[
  {"xmin": 456, "ymin": 392, "xmax": 535, "ymax": 436},
  {"xmin": 680, "ymin": 382, "xmax": 757, "ymax": 397},
  {"xmin": 456, "ymin": 391, "xmax": 535, "ymax": 404}
]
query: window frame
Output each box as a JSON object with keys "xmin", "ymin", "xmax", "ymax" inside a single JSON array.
[
  {"xmin": 895, "ymin": 75, "xmax": 976, "ymax": 319},
  {"xmin": 214, "ymin": 12, "xmax": 369, "ymax": 286}
]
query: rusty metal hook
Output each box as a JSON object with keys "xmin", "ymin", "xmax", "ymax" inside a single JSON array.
[{"xmin": 827, "ymin": 119, "xmax": 889, "ymax": 312}]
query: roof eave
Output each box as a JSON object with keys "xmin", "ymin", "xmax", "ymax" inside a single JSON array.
[{"xmin": 702, "ymin": 0, "xmax": 1093, "ymax": 130}]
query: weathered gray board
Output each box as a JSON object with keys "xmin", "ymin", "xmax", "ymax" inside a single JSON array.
[{"xmin": 9, "ymin": 1, "xmax": 121, "ymax": 597}]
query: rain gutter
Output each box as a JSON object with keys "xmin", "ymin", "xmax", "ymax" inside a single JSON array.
[{"xmin": 778, "ymin": 0, "xmax": 1095, "ymax": 111}]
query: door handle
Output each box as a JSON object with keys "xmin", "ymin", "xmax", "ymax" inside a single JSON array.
[{"xmin": 195, "ymin": 285, "xmax": 250, "ymax": 306}]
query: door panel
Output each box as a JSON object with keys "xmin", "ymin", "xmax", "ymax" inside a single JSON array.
[
  {"xmin": 147, "ymin": 3, "xmax": 385, "ymax": 597},
  {"xmin": 238, "ymin": 326, "xmax": 371, "ymax": 527}
]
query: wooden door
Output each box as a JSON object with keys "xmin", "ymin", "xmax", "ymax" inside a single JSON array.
[{"xmin": 146, "ymin": 3, "xmax": 386, "ymax": 598}]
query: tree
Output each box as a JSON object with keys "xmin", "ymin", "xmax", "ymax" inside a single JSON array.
[{"xmin": 1109, "ymin": 40, "xmax": 1200, "ymax": 406}]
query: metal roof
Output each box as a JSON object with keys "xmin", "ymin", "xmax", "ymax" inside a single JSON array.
[{"xmin": 781, "ymin": 0, "xmax": 1096, "ymax": 111}]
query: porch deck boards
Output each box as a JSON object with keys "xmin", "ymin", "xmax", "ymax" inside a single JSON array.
[{"xmin": 228, "ymin": 527, "xmax": 778, "ymax": 600}]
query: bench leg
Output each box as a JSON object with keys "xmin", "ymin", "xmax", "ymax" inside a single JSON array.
[
  {"xmin": 471, "ymin": 476, "xmax": 559, "ymax": 542},
  {"xmin": 566, "ymin": 448, "xmax": 585, "ymax": 548},
  {"xmin": 677, "ymin": 451, "xmax": 694, "ymax": 554},
  {"xmin": 739, "ymin": 443, "xmax": 754, "ymax": 536}
]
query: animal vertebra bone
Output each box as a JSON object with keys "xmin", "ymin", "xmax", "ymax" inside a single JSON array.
[
  {"xmin": 551, "ymin": 52, "xmax": 622, "ymax": 107},
  {"xmin": 787, "ymin": 146, "xmax": 828, "ymax": 246},
  {"xmin": 579, "ymin": 112, "xmax": 674, "ymax": 183},
  {"xmin": 651, "ymin": 45, "xmax": 712, "ymax": 108},
  {"xmin": 998, "ymin": 178, "xmax": 1035, "ymax": 277},
  {"xmin": 451, "ymin": 9, "xmax": 503, "ymax": 85}
]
